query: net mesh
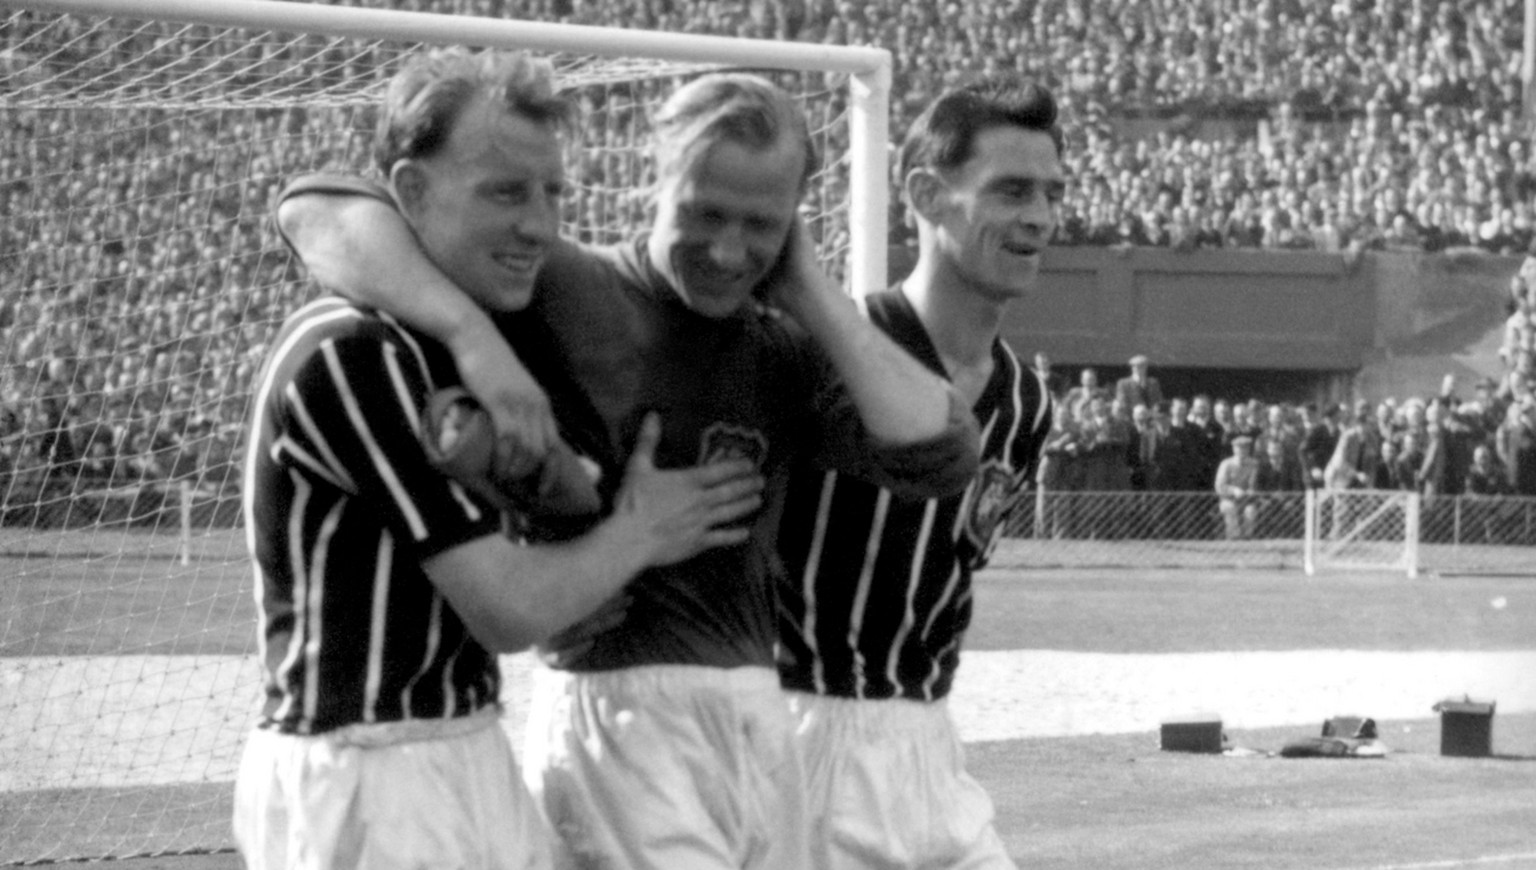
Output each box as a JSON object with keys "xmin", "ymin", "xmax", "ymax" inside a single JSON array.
[{"xmin": 0, "ymin": 4, "xmax": 858, "ymax": 862}]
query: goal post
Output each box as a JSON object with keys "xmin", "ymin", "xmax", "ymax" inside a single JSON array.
[
  {"xmin": 4, "ymin": 0, "xmax": 891, "ymax": 296},
  {"xmin": 0, "ymin": 1, "xmax": 889, "ymax": 862},
  {"xmin": 1303, "ymin": 488, "xmax": 1420, "ymax": 578}
]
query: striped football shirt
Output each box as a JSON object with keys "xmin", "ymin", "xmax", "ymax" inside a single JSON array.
[
  {"xmin": 777, "ymin": 287, "xmax": 1052, "ymax": 702},
  {"xmin": 242, "ymin": 296, "xmax": 504, "ymax": 735}
]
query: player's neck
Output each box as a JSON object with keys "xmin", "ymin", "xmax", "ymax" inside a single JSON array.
[
  {"xmin": 901, "ymin": 263, "xmax": 1005, "ymax": 370},
  {"xmin": 902, "ymin": 273, "xmax": 1003, "ymax": 408}
]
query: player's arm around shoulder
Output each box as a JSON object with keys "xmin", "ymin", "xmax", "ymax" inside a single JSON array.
[
  {"xmin": 276, "ymin": 176, "xmax": 563, "ymax": 473},
  {"xmin": 423, "ymin": 413, "xmax": 765, "ymax": 653},
  {"xmin": 764, "ymin": 223, "xmax": 980, "ymax": 497}
]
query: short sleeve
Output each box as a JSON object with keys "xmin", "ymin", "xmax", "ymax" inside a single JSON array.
[{"xmin": 271, "ymin": 320, "xmax": 502, "ymax": 558}]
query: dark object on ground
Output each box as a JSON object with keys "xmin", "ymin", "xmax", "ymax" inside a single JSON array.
[
  {"xmin": 1434, "ymin": 697, "xmax": 1496, "ymax": 757},
  {"xmin": 1160, "ymin": 713, "xmax": 1224, "ymax": 753}
]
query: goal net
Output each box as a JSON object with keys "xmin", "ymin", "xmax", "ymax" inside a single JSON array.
[
  {"xmin": 0, "ymin": 0, "xmax": 889, "ymax": 861},
  {"xmin": 1303, "ymin": 488, "xmax": 1420, "ymax": 578}
]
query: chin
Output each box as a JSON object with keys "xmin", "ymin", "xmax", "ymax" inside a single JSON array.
[
  {"xmin": 680, "ymin": 282, "xmax": 750, "ymax": 318},
  {"xmin": 689, "ymin": 296, "xmax": 743, "ymax": 319},
  {"xmin": 477, "ymin": 282, "xmax": 535, "ymax": 313}
]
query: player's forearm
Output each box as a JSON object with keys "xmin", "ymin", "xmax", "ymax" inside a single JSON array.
[
  {"xmin": 795, "ymin": 290, "xmax": 960, "ymax": 442},
  {"xmin": 427, "ymin": 526, "xmax": 649, "ymax": 654},
  {"xmin": 279, "ymin": 193, "xmax": 496, "ymax": 349}
]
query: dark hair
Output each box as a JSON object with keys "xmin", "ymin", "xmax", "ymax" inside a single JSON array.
[
  {"xmin": 897, "ymin": 77, "xmax": 1063, "ymax": 183},
  {"xmin": 375, "ymin": 47, "xmax": 575, "ymax": 176},
  {"xmin": 651, "ymin": 72, "xmax": 818, "ymax": 192}
]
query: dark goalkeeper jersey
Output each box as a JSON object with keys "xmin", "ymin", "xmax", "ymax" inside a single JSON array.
[{"xmin": 777, "ymin": 287, "xmax": 1052, "ymax": 702}]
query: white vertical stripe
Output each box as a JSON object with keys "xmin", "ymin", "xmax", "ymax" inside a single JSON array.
[
  {"xmin": 300, "ymin": 498, "xmax": 346, "ymax": 730},
  {"xmin": 919, "ymin": 475, "xmax": 975, "ymax": 646},
  {"xmin": 998, "ymin": 347, "xmax": 1028, "ymax": 463},
  {"xmin": 400, "ymin": 593, "xmax": 444, "ymax": 720},
  {"xmin": 382, "ymin": 343, "xmax": 422, "ymax": 435},
  {"xmin": 977, "ymin": 409, "xmax": 999, "ymax": 456},
  {"xmin": 448, "ymin": 481, "xmax": 483, "ymax": 522},
  {"xmin": 248, "ymin": 301, "xmax": 362, "ymax": 448},
  {"xmin": 243, "ymin": 301, "xmax": 359, "ymax": 651},
  {"xmin": 1025, "ymin": 357, "xmax": 1051, "ymax": 435},
  {"xmin": 921, "ymin": 635, "xmax": 963, "ymax": 701},
  {"xmin": 440, "ymin": 640, "xmax": 462, "ymax": 720},
  {"xmin": 286, "ymin": 386, "xmax": 357, "ymax": 492},
  {"xmin": 846, "ymin": 488, "xmax": 891, "ymax": 699},
  {"xmin": 376, "ymin": 310, "xmax": 436, "ymax": 395},
  {"xmin": 800, "ymin": 471, "xmax": 839, "ymax": 695},
  {"xmin": 269, "ymin": 434, "xmax": 349, "ymax": 491},
  {"xmin": 321, "ymin": 341, "xmax": 429, "ymax": 541},
  {"xmin": 884, "ymin": 497, "xmax": 937, "ymax": 690},
  {"xmin": 362, "ymin": 531, "xmax": 392, "ymax": 724},
  {"xmin": 270, "ymin": 474, "xmax": 312, "ymax": 726}
]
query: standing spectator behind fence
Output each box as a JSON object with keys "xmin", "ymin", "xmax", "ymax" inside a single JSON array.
[
  {"xmin": 1038, "ymin": 402, "xmax": 1083, "ymax": 539},
  {"xmin": 1301, "ymin": 403, "xmax": 1341, "ymax": 491},
  {"xmin": 1324, "ymin": 401, "xmax": 1377, "ymax": 492},
  {"xmin": 1496, "ymin": 401, "xmax": 1536, "ymax": 496},
  {"xmin": 1114, "ymin": 353, "xmax": 1162, "ymax": 412},
  {"xmin": 1129, "ymin": 402, "xmax": 1159, "ymax": 492},
  {"xmin": 1186, "ymin": 394, "xmax": 1224, "ymax": 491},
  {"xmin": 1033, "ymin": 350, "xmax": 1065, "ymax": 401},
  {"xmin": 1463, "ymin": 444, "xmax": 1514, "ymax": 543},
  {"xmin": 1395, "ymin": 430, "xmax": 1427, "ymax": 493},
  {"xmin": 1064, "ymin": 367, "xmax": 1106, "ymax": 420},
  {"xmin": 1156, "ymin": 397, "xmax": 1202, "ymax": 492},
  {"xmin": 1255, "ymin": 435, "xmax": 1304, "ymax": 537}
]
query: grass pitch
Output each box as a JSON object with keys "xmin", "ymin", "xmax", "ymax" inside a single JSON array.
[{"xmin": 2, "ymin": 535, "xmax": 1532, "ymax": 867}]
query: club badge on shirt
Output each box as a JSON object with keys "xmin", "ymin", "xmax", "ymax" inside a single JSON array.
[
  {"xmin": 963, "ymin": 460, "xmax": 1026, "ymax": 567},
  {"xmin": 698, "ymin": 421, "xmax": 768, "ymax": 470}
]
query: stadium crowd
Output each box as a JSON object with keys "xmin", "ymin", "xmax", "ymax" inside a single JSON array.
[
  {"xmin": 2, "ymin": 0, "xmax": 1536, "ymax": 526},
  {"xmin": 1031, "ymin": 346, "xmax": 1536, "ymax": 544}
]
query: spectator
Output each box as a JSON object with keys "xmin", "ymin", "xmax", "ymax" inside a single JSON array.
[
  {"xmin": 1215, "ymin": 435, "xmax": 1261, "ymax": 540},
  {"xmin": 1063, "ymin": 366, "xmax": 1107, "ymax": 420},
  {"xmin": 1496, "ymin": 400, "xmax": 1536, "ymax": 496},
  {"xmin": 1155, "ymin": 397, "xmax": 1202, "ymax": 492},
  {"xmin": 1033, "ymin": 350, "xmax": 1066, "ymax": 400},
  {"xmin": 1300, "ymin": 403, "xmax": 1341, "ymax": 490},
  {"xmin": 1129, "ymin": 401, "xmax": 1159, "ymax": 492},
  {"xmin": 1114, "ymin": 353, "xmax": 1163, "ymax": 411}
]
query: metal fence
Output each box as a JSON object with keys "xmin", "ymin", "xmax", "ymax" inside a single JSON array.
[
  {"xmin": 997, "ymin": 489, "xmax": 1536, "ymax": 577},
  {"xmin": 3, "ymin": 478, "xmax": 1532, "ymax": 576}
]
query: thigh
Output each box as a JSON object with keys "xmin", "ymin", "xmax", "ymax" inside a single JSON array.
[
  {"xmin": 795, "ymin": 698, "xmax": 1015, "ymax": 870},
  {"xmin": 235, "ymin": 723, "xmax": 552, "ymax": 870},
  {"xmin": 524, "ymin": 667, "xmax": 807, "ymax": 870}
]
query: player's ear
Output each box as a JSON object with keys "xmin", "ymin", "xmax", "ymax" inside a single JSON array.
[
  {"xmin": 905, "ymin": 167, "xmax": 946, "ymax": 225},
  {"xmin": 391, "ymin": 160, "xmax": 429, "ymax": 220}
]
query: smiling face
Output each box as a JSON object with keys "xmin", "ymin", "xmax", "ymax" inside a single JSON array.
[
  {"xmin": 925, "ymin": 125, "xmax": 1065, "ymax": 301},
  {"xmin": 397, "ymin": 96, "xmax": 565, "ymax": 313},
  {"xmin": 647, "ymin": 136, "xmax": 802, "ymax": 318}
]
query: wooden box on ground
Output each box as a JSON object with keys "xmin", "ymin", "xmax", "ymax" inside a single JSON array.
[
  {"xmin": 1434, "ymin": 698, "xmax": 1495, "ymax": 758},
  {"xmin": 1160, "ymin": 713, "xmax": 1223, "ymax": 753}
]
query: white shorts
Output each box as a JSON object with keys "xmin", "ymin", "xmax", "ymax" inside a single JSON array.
[
  {"xmin": 234, "ymin": 707, "xmax": 554, "ymax": 870},
  {"xmin": 789, "ymin": 692, "xmax": 1016, "ymax": 870},
  {"xmin": 523, "ymin": 665, "xmax": 810, "ymax": 870}
]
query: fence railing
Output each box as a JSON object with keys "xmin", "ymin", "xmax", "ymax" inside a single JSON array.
[
  {"xmin": 997, "ymin": 489, "xmax": 1536, "ymax": 577},
  {"xmin": 3, "ymin": 478, "xmax": 1532, "ymax": 576}
]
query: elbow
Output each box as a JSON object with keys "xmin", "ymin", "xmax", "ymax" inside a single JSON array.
[
  {"xmin": 277, "ymin": 194, "xmax": 378, "ymax": 289},
  {"xmin": 275, "ymin": 196, "xmax": 308, "ymax": 244},
  {"xmin": 883, "ymin": 432, "xmax": 981, "ymax": 500}
]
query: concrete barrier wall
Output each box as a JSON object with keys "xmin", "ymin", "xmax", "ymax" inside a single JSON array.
[{"xmin": 873, "ymin": 246, "xmax": 1523, "ymax": 397}]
